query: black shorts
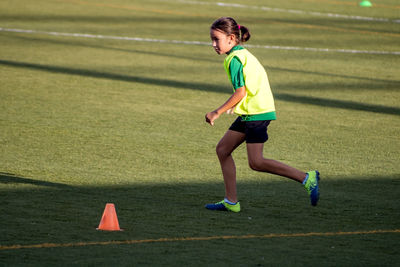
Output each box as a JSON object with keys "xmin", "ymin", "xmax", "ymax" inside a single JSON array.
[{"xmin": 229, "ymin": 116, "xmax": 271, "ymax": 143}]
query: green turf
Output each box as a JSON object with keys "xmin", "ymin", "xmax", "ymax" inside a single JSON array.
[{"xmin": 1, "ymin": 0, "xmax": 399, "ymax": 265}]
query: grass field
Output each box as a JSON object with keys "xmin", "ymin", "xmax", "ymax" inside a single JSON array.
[{"xmin": 1, "ymin": 0, "xmax": 399, "ymax": 265}]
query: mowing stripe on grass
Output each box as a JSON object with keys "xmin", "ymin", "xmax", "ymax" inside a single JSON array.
[
  {"xmin": 60, "ymin": 0, "xmax": 400, "ymax": 23},
  {"xmin": 179, "ymin": 0, "xmax": 400, "ymax": 24},
  {"xmin": 60, "ymin": 0, "xmax": 399, "ymax": 38},
  {"xmin": 300, "ymin": 0, "xmax": 400, "ymax": 9},
  {"xmin": 58, "ymin": 0, "xmax": 194, "ymax": 17},
  {"xmin": 1, "ymin": 27, "xmax": 399, "ymax": 55},
  {"xmin": 1, "ymin": 229, "xmax": 399, "ymax": 250}
]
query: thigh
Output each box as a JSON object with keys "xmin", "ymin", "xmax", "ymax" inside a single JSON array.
[
  {"xmin": 246, "ymin": 143, "xmax": 265, "ymax": 164},
  {"xmin": 217, "ymin": 130, "xmax": 246, "ymax": 155}
]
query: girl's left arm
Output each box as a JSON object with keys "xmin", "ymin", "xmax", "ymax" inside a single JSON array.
[{"xmin": 205, "ymin": 86, "xmax": 246, "ymax": 126}]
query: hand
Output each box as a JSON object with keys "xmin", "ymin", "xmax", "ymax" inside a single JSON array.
[
  {"xmin": 226, "ymin": 108, "xmax": 235, "ymax": 115},
  {"xmin": 205, "ymin": 111, "xmax": 219, "ymax": 126}
]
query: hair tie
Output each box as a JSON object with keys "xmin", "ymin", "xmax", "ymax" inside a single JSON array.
[{"xmin": 237, "ymin": 24, "xmax": 241, "ymax": 30}]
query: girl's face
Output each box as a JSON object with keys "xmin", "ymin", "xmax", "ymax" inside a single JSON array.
[{"xmin": 210, "ymin": 29, "xmax": 236, "ymax": 55}]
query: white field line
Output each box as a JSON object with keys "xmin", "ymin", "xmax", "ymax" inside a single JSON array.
[
  {"xmin": 179, "ymin": 0, "xmax": 400, "ymax": 24},
  {"xmin": 1, "ymin": 27, "xmax": 399, "ymax": 55}
]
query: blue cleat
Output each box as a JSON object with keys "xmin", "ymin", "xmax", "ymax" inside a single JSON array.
[{"xmin": 205, "ymin": 200, "xmax": 241, "ymax": 212}]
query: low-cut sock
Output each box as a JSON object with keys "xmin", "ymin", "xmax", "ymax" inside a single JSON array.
[
  {"xmin": 224, "ymin": 198, "xmax": 238, "ymax": 205},
  {"xmin": 302, "ymin": 173, "xmax": 309, "ymax": 185}
]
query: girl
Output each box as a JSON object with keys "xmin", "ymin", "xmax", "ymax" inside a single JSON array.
[{"xmin": 205, "ymin": 17, "xmax": 320, "ymax": 212}]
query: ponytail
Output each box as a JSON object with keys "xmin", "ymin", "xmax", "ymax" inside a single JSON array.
[{"xmin": 238, "ymin": 24, "xmax": 250, "ymax": 43}]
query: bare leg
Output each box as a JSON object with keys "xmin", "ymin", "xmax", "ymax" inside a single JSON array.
[
  {"xmin": 216, "ymin": 130, "xmax": 246, "ymax": 203},
  {"xmin": 246, "ymin": 143, "xmax": 306, "ymax": 183}
]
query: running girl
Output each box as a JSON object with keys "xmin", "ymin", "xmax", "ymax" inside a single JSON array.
[{"xmin": 205, "ymin": 17, "xmax": 320, "ymax": 212}]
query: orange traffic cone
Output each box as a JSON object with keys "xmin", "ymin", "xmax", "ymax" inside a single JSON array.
[{"xmin": 96, "ymin": 203, "xmax": 122, "ymax": 231}]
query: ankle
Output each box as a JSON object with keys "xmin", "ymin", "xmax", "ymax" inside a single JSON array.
[
  {"xmin": 302, "ymin": 173, "xmax": 309, "ymax": 185},
  {"xmin": 224, "ymin": 198, "xmax": 237, "ymax": 205}
]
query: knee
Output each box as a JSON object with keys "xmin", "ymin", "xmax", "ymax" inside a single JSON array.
[
  {"xmin": 216, "ymin": 143, "xmax": 230, "ymax": 159},
  {"xmin": 248, "ymin": 158, "xmax": 264, "ymax": 171}
]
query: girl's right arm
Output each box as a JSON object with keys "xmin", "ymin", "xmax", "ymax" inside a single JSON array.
[{"xmin": 205, "ymin": 86, "xmax": 246, "ymax": 126}]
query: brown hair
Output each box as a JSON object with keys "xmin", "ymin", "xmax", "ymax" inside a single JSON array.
[{"xmin": 211, "ymin": 17, "xmax": 250, "ymax": 44}]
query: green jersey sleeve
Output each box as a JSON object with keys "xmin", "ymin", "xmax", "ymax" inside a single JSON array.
[{"xmin": 229, "ymin": 56, "xmax": 245, "ymax": 90}]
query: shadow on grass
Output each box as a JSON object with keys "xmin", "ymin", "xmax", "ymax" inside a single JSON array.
[
  {"xmin": 6, "ymin": 34, "xmax": 217, "ymax": 64},
  {"xmin": 1, "ymin": 173, "xmax": 399, "ymax": 240},
  {"xmin": 1, "ymin": 59, "xmax": 400, "ymax": 116},
  {"xmin": 275, "ymin": 93, "xmax": 400, "ymax": 115},
  {"xmin": 0, "ymin": 173, "xmax": 72, "ymax": 189},
  {"xmin": 0, "ymin": 172, "xmax": 399, "ymax": 265},
  {"xmin": 268, "ymin": 66, "xmax": 400, "ymax": 86},
  {"xmin": 0, "ymin": 59, "xmax": 226, "ymax": 93}
]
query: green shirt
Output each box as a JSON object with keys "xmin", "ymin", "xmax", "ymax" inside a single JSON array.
[{"xmin": 228, "ymin": 46, "xmax": 245, "ymax": 90}]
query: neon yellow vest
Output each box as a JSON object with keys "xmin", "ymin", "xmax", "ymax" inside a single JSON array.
[{"xmin": 224, "ymin": 49, "xmax": 276, "ymax": 118}]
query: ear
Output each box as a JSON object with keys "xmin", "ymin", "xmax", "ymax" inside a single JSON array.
[{"xmin": 228, "ymin": 33, "xmax": 236, "ymax": 44}]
